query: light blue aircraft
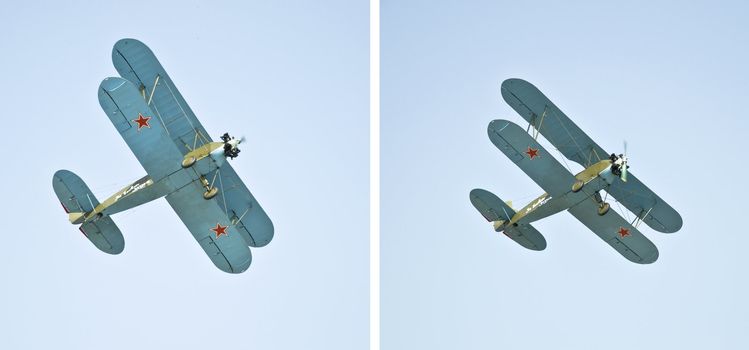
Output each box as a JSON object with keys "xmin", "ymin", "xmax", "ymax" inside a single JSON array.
[
  {"xmin": 53, "ymin": 39, "xmax": 273, "ymax": 273},
  {"xmin": 471, "ymin": 79, "xmax": 681, "ymax": 263}
]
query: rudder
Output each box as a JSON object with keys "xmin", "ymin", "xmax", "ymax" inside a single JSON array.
[{"xmin": 80, "ymin": 218, "xmax": 125, "ymax": 255}]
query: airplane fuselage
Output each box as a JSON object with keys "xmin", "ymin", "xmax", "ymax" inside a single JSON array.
[
  {"xmin": 498, "ymin": 159, "xmax": 617, "ymax": 229},
  {"xmin": 70, "ymin": 141, "xmax": 237, "ymax": 225}
]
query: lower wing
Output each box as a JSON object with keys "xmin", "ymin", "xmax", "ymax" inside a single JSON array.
[
  {"xmin": 568, "ymin": 198, "xmax": 658, "ymax": 264},
  {"xmin": 165, "ymin": 180, "xmax": 254, "ymax": 273}
]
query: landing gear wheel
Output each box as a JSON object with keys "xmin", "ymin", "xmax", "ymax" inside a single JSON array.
[
  {"xmin": 203, "ymin": 187, "xmax": 218, "ymax": 200},
  {"xmin": 182, "ymin": 156, "xmax": 196, "ymax": 168},
  {"xmin": 597, "ymin": 202, "xmax": 610, "ymax": 216},
  {"xmin": 572, "ymin": 180, "xmax": 584, "ymax": 193}
]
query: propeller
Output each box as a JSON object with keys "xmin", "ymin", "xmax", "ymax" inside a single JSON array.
[
  {"xmin": 620, "ymin": 140, "xmax": 628, "ymax": 182},
  {"xmin": 220, "ymin": 133, "xmax": 243, "ymax": 159}
]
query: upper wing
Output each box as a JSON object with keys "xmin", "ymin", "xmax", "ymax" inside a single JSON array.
[
  {"xmin": 208, "ymin": 165, "xmax": 274, "ymax": 247},
  {"xmin": 604, "ymin": 174, "xmax": 682, "ymax": 233},
  {"xmin": 487, "ymin": 119, "xmax": 576, "ymax": 197},
  {"xmin": 501, "ymin": 78, "xmax": 607, "ymax": 168},
  {"xmin": 98, "ymin": 77, "xmax": 186, "ymax": 181},
  {"xmin": 501, "ymin": 78, "xmax": 682, "ymax": 233},
  {"xmin": 568, "ymin": 199, "xmax": 658, "ymax": 264},
  {"xmin": 111, "ymin": 38, "xmax": 212, "ymax": 155},
  {"xmin": 112, "ymin": 39, "xmax": 276, "ymax": 241},
  {"xmin": 166, "ymin": 180, "xmax": 253, "ymax": 273}
]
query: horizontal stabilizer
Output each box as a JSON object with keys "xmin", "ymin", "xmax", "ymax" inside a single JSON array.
[
  {"xmin": 502, "ymin": 223, "xmax": 547, "ymax": 251},
  {"xmin": 470, "ymin": 188, "xmax": 546, "ymax": 251},
  {"xmin": 53, "ymin": 170, "xmax": 99, "ymax": 214},
  {"xmin": 53, "ymin": 170, "xmax": 125, "ymax": 254},
  {"xmin": 80, "ymin": 217, "xmax": 125, "ymax": 255},
  {"xmin": 470, "ymin": 188, "xmax": 513, "ymax": 222}
]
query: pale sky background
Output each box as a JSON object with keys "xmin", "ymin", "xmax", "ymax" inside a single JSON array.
[
  {"xmin": 0, "ymin": 1, "xmax": 368, "ymax": 349},
  {"xmin": 383, "ymin": 1, "xmax": 749, "ymax": 349}
]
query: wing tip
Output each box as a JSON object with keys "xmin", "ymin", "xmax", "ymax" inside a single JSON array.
[
  {"xmin": 486, "ymin": 119, "xmax": 515, "ymax": 138},
  {"xmin": 666, "ymin": 213, "xmax": 683, "ymax": 233},
  {"xmin": 651, "ymin": 212, "xmax": 683, "ymax": 234},
  {"xmin": 228, "ymin": 254, "xmax": 252, "ymax": 274},
  {"xmin": 212, "ymin": 246, "xmax": 253, "ymax": 274},
  {"xmin": 98, "ymin": 76, "xmax": 129, "ymax": 93},
  {"xmin": 500, "ymin": 78, "xmax": 534, "ymax": 93},
  {"xmin": 249, "ymin": 224, "xmax": 274, "ymax": 248},
  {"xmin": 103, "ymin": 243, "xmax": 125, "ymax": 255},
  {"xmin": 112, "ymin": 38, "xmax": 147, "ymax": 53},
  {"xmin": 528, "ymin": 239, "xmax": 547, "ymax": 251},
  {"xmin": 633, "ymin": 247, "xmax": 659, "ymax": 264},
  {"xmin": 469, "ymin": 188, "xmax": 489, "ymax": 199}
]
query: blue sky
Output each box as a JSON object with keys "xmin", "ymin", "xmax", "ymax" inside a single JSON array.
[
  {"xmin": 383, "ymin": 0, "xmax": 749, "ymax": 349},
  {"xmin": 0, "ymin": 1, "xmax": 368, "ymax": 349}
]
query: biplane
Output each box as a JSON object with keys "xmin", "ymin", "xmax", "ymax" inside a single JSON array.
[
  {"xmin": 470, "ymin": 79, "xmax": 681, "ymax": 264},
  {"xmin": 53, "ymin": 39, "xmax": 273, "ymax": 273}
]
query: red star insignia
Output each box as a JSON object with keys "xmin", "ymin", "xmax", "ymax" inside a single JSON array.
[
  {"xmin": 133, "ymin": 113, "xmax": 151, "ymax": 130},
  {"xmin": 525, "ymin": 147, "xmax": 539, "ymax": 159},
  {"xmin": 210, "ymin": 223, "xmax": 228, "ymax": 238},
  {"xmin": 617, "ymin": 227, "xmax": 630, "ymax": 238}
]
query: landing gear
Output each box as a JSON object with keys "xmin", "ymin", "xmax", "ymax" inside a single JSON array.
[
  {"xmin": 200, "ymin": 175, "xmax": 218, "ymax": 200},
  {"xmin": 203, "ymin": 187, "xmax": 218, "ymax": 200},
  {"xmin": 597, "ymin": 202, "xmax": 610, "ymax": 216},
  {"xmin": 181, "ymin": 156, "xmax": 196, "ymax": 168},
  {"xmin": 572, "ymin": 180, "xmax": 584, "ymax": 193},
  {"xmin": 593, "ymin": 191, "xmax": 609, "ymax": 216}
]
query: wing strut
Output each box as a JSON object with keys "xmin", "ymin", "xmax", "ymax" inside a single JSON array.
[
  {"xmin": 147, "ymin": 75, "xmax": 160, "ymax": 105},
  {"xmin": 631, "ymin": 207, "xmax": 654, "ymax": 228},
  {"xmin": 137, "ymin": 78, "xmax": 172, "ymax": 137},
  {"xmin": 162, "ymin": 78, "xmax": 201, "ymax": 139},
  {"xmin": 526, "ymin": 106, "xmax": 549, "ymax": 140},
  {"xmin": 232, "ymin": 207, "xmax": 251, "ymax": 226},
  {"xmin": 586, "ymin": 147, "xmax": 603, "ymax": 168},
  {"xmin": 217, "ymin": 168, "xmax": 228, "ymax": 213}
]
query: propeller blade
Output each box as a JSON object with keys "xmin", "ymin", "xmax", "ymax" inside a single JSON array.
[
  {"xmin": 621, "ymin": 161, "xmax": 628, "ymax": 182},
  {"xmin": 239, "ymin": 136, "xmax": 246, "ymax": 144}
]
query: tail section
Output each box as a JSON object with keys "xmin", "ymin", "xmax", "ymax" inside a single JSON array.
[
  {"xmin": 79, "ymin": 218, "xmax": 125, "ymax": 254},
  {"xmin": 53, "ymin": 170, "xmax": 125, "ymax": 254},
  {"xmin": 470, "ymin": 188, "xmax": 547, "ymax": 251}
]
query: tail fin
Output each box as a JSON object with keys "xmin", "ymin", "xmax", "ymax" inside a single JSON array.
[
  {"xmin": 470, "ymin": 188, "xmax": 546, "ymax": 251},
  {"xmin": 469, "ymin": 188, "xmax": 515, "ymax": 227},
  {"xmin": 53, "ymin": 170, "xmax": 125, "ymax": 254}
]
